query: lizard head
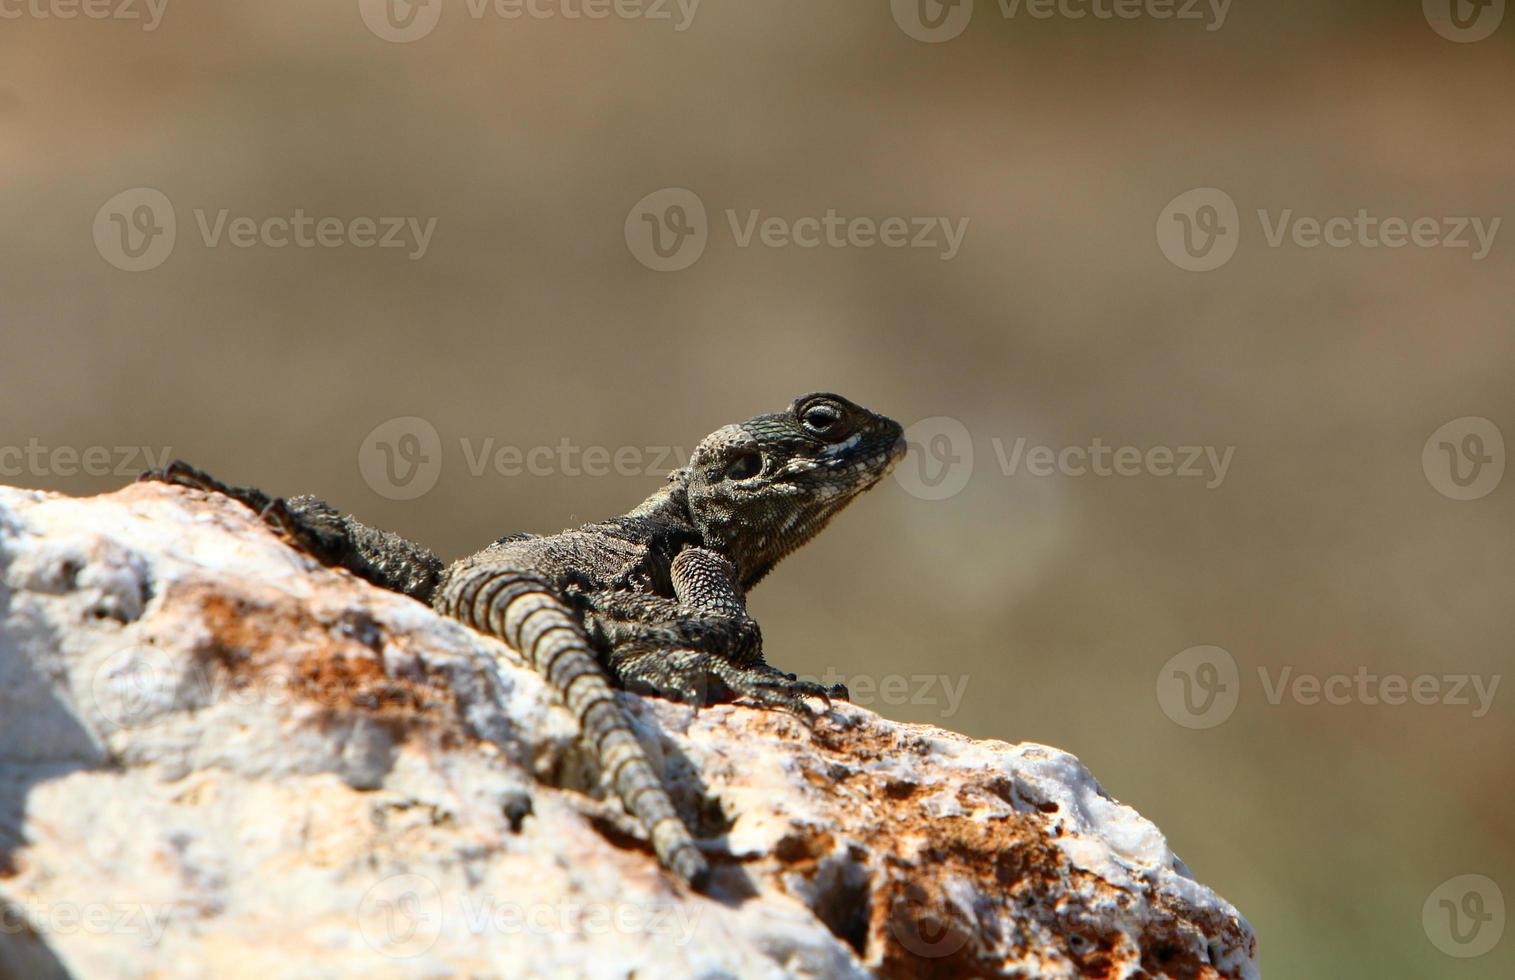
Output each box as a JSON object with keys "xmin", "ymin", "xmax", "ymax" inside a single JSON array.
[{"xmin": 684, "ymin": 392, "xmax": 905, "ymax": 588}]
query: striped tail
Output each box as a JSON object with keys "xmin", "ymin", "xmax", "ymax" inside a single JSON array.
[{"xmin": 438, "ymin": 566, "xmax": 709, "ymax": 889}]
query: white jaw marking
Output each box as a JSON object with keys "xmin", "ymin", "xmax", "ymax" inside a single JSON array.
[{"xmin": 821, "ymin": 433, "xmax": 862, "ymax": 457}]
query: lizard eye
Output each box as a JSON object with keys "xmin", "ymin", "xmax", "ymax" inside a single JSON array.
[
  {"xmin": 801, "ymin": 404, "xmax": 842, "ymax": 436},
  {"xmin": 724, "ymin": 452, "xmax": 763, "ymax": 481}
]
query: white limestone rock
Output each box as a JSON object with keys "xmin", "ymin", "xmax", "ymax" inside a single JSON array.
[{"xmin": 0, "ymin": 483, "xmax": 1259, "ymax": 979}]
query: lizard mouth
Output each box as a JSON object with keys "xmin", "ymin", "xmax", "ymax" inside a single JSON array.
[{"xmin": 831, "ymin": 429, "xmax": 907, "ymax": 493}]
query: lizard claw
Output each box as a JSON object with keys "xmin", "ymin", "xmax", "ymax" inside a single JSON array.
[{"xmin": 711, "ymin": 663, "xmax": 843, "ymax": 719}]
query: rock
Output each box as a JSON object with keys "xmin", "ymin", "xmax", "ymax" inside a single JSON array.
[{"xmin": 0, "ymin": 482, "xmax": 1259, "ymax": 979}]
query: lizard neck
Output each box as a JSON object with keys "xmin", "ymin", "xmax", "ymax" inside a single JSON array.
[
  {"xmin": 628, "ymin": 470, "xmax": 778, "ymax": 586},
  {"xmin": 626, "ymin": 470, "xmax": 697, "ymax": 531}
]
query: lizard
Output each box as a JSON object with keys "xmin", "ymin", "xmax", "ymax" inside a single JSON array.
[{"xmin": 140, "ymin": 392, "xmax": 906, "ymax": 891}]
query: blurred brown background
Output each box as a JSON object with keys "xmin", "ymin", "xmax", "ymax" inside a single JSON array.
[{"xmin": 3, "ymin": 1, "xmax": 1513, "ymax": 975}]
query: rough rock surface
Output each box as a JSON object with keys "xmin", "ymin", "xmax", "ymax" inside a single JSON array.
[{"xmin": 0, "ymin": 483, "xmax": 1259, "ymax": 979}]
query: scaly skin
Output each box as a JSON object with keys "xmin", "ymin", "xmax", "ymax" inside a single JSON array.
[{"xmin": 143, "ymin": 392, "xmax": 905, "ymax": 889}]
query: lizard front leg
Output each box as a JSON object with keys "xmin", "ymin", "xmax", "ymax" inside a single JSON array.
[
  {"xmin": 140, "ymin": 460, "xmax": 444, "ymax": 602},
  {"xmin": 670, "ymin": 546, "xmax": 848, "ymax": 706},
  {"xmin": 591, "ymin": 547, "xmax": 847, "ymax": 715}
]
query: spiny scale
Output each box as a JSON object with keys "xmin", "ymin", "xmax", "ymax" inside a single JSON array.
[
  {"xmin": 141, "ymin": 393, "xmax": 904, "ymax": 889},
  {"xmin": 438, "ymin": 565, "xmax": 708, "ymax": 887}
]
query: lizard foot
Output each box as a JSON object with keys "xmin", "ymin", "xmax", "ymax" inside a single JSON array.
[
  {"xmin": 612, "ymin": 650, "xmax": 844, "ymax": 717},
  {"xmin": 714, "ymin": 661, "xmax": 848, "ymax": 719}
]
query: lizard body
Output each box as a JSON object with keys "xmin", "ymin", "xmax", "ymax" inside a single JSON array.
[{"xmin": 145, "ymin": 392, "xmax": 905, "ymax": 889}]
